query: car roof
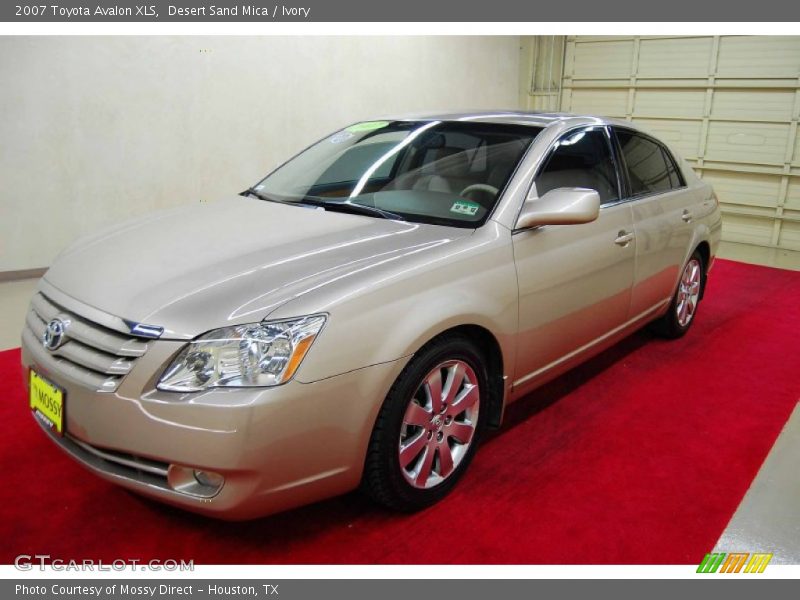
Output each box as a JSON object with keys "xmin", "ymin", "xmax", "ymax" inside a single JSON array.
[{"xmin": 379, "ymin": 110, "xmax": 637, "ymax": 131}]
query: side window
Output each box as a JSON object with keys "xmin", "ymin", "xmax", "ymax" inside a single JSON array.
[
  {"xmin": 616, "ymin": 130, "xmax": 677, "ymax": 196},
  {"xmin": 535, "ymin": 128, "xmax": 619, "ymax": 205}
]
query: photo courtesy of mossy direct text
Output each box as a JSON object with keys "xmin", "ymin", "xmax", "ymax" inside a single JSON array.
[{"xmin": 15, "ymin": 584, "xmax": 276, "ymax": 597}]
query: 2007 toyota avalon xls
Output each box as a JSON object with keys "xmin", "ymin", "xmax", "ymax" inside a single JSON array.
[{"xmin": 22, "ymin": 111, "xmax": 722, "ymax": 519}]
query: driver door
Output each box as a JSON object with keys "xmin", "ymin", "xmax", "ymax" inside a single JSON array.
[{"xmin": 511, "ymin": 126, "xmax": 636, "ymax": 397}]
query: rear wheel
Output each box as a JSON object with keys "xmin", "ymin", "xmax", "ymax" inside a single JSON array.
[
  {"xmin": 651, "ymin": 250, "xmax": 705, "ymax": 339},
  {"xmin": 362, "ymin": 335, "xmax": 487, "ymax": 511}
]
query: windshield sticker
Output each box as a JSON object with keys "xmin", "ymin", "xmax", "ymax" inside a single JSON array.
[
  {"xmin": 450, "ymin": 200, "xmax": 480, "ymax": 216},
  {"xmin": 346, "ymin": 121, "xmax": 390, "ymax": 133},
  {"xmin": 330, "ymin": 131, "xmax": 354, "ymax": 144}
]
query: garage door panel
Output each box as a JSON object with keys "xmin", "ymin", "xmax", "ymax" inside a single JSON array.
[
  {"xmin": 634, "ymin": 89, "xmax": 706, "ymax": 119},
  {"xmin": 721, "ymin": 214, "xmax": 775, "ymax": 246},
  {"xmin": 717, "ymin": 37, "xmax": 800, "ymax": 79},
  {"xmin": 560, "ymin": 35, "xmax": 800, "ymax": 249},
  {"xmin": 777, "ymin": 218, "xmax": 800, "ymax": 251},
  {"xmin": 701, "ymin": 171, "xmax": 782, "ymax": 209},
  {"xmin": 705, "ymin": 121, "xmax": 790, "ymax": 166},
  {"xmin": 572, "ymin": 41, "xmax": 633, "ymax": 79},
  {"xmin": 711, "ymin": 90, "xmax": 796, "ymax": 122},
  {"xmin": 794, "ymin": 133, "xmax": 800, "ymax": 167},
  {"xmin": 637, "ymin": 37, "xmax": 713, "ymax": 78},
  {"xmin": 568, "ymin": 89, "xmax": 628, "ymax": 117},
  {"xmin": 786, "ymin": 177, "xmax": 800, "ymax": 211},
  {"xmin": 631, "ymin": 118, "xmax": 701, "ymax": 160}
]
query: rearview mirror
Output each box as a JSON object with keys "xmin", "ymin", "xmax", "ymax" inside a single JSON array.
[{"xmin": 515, "ymin": 187, "xmax": 601, "ymax": 229}]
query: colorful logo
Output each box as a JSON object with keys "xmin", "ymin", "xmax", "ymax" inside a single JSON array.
[{"xmin": 697, "ymin": 552, "xmax": 773, "ymax": 573}]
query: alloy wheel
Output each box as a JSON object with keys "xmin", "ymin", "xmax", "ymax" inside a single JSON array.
[
  {"xmin": 676, "ymin": 258, "xmax": 702, "ymax": 327},
  {"xmin": 398, "ymin": 360, "xmax": 480, "ymax": 489}
]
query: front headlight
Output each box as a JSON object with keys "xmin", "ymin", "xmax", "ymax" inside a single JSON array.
[{"xmin": 157, "ymin": 315, "xmax": 326, "ymax": 392}]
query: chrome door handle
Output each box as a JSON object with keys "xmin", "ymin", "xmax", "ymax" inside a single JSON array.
[
  {"xmin": 614, "ymin": 231, "xmax": 634, "ymax": 246},
  {"xmin": 682, "ymin": 210, "xmax": 693, "ymax": 223}
]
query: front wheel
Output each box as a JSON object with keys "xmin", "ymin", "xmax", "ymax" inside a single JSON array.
[
  {"xmin": 362, "ymin": 335, "xmax": 487, "ymax": 511},
  {"xmin": 651, "ymin": 250, "xmax": 705, "ymax": 339}
]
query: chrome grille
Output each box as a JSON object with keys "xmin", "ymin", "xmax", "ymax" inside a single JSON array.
[{"xmin": 24, "ymin": 292, "xmax": 149, "ymax": 392}]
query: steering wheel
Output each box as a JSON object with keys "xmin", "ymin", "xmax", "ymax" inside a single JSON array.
[{"xmin": 459, "ymin": 183, "xmax": 499, "ymax": 199}]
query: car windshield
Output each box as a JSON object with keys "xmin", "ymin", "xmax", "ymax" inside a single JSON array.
[{"xmin": 250, "ymin": 120, "xmax": 542, "ymax": 227}]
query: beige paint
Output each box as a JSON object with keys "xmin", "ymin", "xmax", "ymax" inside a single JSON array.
[
  {"xmin": 0, "ymin": 36, "xmax": 522, "ymax": 271},
  {"xmin": 6, "ymin": 238, "xmax": 799, "ymax": 351},
  {"xmin": 20, "ymin": 112, "xmax": 721, "ymax": 518},
  {"xmin": 521, "ymin": 35, "xmax": 800, "ymax": 251},
  {"xmin": 515, "ymin": 187, "xmax": 600, "ymax": 228}
]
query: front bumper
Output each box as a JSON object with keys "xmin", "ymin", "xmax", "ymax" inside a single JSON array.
[{"xmin": 22, "ymin": 332, "xmax": 406, "ymax": 520}]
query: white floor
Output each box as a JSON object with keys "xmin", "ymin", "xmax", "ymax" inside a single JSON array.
[{"xmin": 714, "ymin": 403, "xmax": 800, "ymax": 564}]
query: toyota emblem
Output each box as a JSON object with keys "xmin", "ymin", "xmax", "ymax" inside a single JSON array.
[{"xmin": 43, "ymin": 318, "xmax": 67, "ymax": 351}]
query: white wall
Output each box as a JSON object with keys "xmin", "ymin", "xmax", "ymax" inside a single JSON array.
[{"xmin": 0, "ymin": 36, "xmax": 521, "ymax": 271}]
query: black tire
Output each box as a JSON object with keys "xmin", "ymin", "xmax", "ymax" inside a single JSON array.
[
  {"xmin": 651, "ymin": 249, "xmax": 706, "ymax": 339},
  {"xmin": 362, "ymin": 334, "xmax": 488, "ymax": 512}
]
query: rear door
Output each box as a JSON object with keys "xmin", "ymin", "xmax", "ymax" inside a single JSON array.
[
  {"xmin": 511, "ymin": 125, "xmax": 636, "ymax": 394},
  {"xmin": 613, "ymin": 128, "xmax": 694, "ymax": 318}
]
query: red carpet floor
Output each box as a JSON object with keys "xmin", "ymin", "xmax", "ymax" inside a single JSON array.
[{"xmin": 2, "ymin": 259, "xmax": 799, "ymax": 564}]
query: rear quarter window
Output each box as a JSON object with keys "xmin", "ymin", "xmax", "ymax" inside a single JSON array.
[{"xmin": 616, "ymin": 130, "xmax": 682, "ymax": 196}]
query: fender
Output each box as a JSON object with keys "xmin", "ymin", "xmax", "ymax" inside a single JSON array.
[{"xmin": 272, "ymin": 222, "xmax": 520, "ymax": 386}]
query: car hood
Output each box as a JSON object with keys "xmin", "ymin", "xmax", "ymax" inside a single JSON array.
[{"xmin": 43, "ymin": 196, "xmax": 471, "ymax": 339}]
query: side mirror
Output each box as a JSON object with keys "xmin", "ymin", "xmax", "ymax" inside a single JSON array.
[{"xmin": 515, "ymin": 187, "xmax": 601, "ymax": 229}]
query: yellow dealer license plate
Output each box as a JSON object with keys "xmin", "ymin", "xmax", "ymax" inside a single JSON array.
[{"xmin": 30, "ymin": 370, "xmax": 65, "ymax": 436}]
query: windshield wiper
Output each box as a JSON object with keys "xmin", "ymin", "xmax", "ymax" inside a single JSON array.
[
  {"xmin": 244, "ymin": 189, "xmax": 403, "ymax": 221},
  {"xmin": 311, "ymin": 199, "xmax": 405, "ymax": 221},
  {"xmin": 242, "ymin": 188, "xmax": 299, "ymax": 206}
]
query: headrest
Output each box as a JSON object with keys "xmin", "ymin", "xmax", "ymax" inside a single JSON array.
[
  {"xmin": 418, "ymin": 132, "xmax": 446, "ymax": 149},
  {"xmin": 426, "ymin": 147, "xmax": 470, "ymax": 177}
]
